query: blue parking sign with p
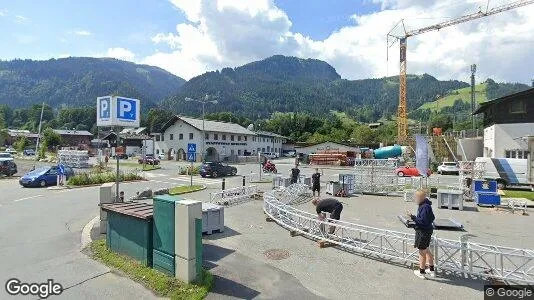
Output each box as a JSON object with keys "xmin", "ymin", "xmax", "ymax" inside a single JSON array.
[
  {"xmin": 116, "ymin": 97, "xmax": 137, "ymax": 121},
  {"xmin": 99, "ymin": 97, "xmax": 111, "ymax": 119}
]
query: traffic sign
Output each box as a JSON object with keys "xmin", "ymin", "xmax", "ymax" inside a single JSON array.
[
  {"xmin": 187, "ymin": 153, "xmax": 196, "ymax": 162},
  {"xmin": 97, "ymin": 96, "xmax": 140, "ymax": 127},
  {"xmin": 187, "ymin": 143, "xmax": 196, "ymax": 154}
]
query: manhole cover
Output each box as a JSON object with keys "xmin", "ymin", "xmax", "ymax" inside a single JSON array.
[{"xmin": 263, "ymin": 248, "xmax": 290, "ymax": 260}]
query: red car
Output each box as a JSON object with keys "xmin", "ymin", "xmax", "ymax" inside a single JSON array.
[
  {"xmin": 138, "ymin": 155, "xmax": 160, "ymax": 165},
  {"xmin": 395, "ymin": 166, "xmax": 431, "ymax": 177}
]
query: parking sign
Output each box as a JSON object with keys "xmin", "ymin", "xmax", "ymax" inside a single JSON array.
[{"xmin": 97, "ymin": 96, "xmax": 140, "ymax": 127}]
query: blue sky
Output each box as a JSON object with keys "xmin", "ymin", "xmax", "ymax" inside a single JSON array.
[{"xmin": 0, "ymin": 0, "xmax": 532, "ymax": 83}]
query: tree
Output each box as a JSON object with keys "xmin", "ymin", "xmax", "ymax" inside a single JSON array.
[
  {"xmin": 41, "ymin": 128, "xmax": 62, "ymax": 149},
  {"xmin": 14, "ymin": 136, "xmax": 30, "ymax": 152}
]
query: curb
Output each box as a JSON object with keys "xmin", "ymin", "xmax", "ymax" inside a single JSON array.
[
  {"xmin": 81, "ymin": 215, "xmax": 99, "ymax": 250},
  {"xmin": 168, "ymin": 185, "xmax": 207, "ymax": 196}
]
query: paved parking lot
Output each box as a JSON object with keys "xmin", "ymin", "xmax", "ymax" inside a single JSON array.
[{"xmin": 1, "ymin": 158, "xmax": 532, "ymax": 299}]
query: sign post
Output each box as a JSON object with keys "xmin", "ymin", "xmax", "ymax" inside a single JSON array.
[
  {"xmin": 97, "ymin": 96, "xmax": 140, "ymax": 201},
  {"xmin": 187, "ymin": 143, "xmax": 197, "ymax": 187}
]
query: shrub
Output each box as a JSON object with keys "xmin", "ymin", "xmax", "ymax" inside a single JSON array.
[
  {"xmin": 67, "ymin": 171, "xmax": 143, "ymax": 186},
  {"xmin": 179, "ymin": 165, "xmax": 200, "ymax": 175}
]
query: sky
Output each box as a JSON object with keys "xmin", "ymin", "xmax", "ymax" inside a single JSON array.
[{"xmin": 1, "ymin": 0, "xmax": 533, "ymax": 84}]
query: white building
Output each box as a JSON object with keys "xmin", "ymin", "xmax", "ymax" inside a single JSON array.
[
  {"xmin": 155, "ymin": 116, "xmax": 287, "ymax": 161},
  {"xmin": 474, "ymin": 88, "xmax": 534, "ymax": 158}
]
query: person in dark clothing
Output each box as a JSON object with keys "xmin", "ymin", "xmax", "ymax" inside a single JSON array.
[
  {"xmin": 407, "ymin": 189, "xmax": 436, "ymax": 279},
  {"xmin": 311, "ymin": 168, "xmax": 321, "ymax": 196},
  {"xmin": 312, "ymin": 198, "xmax": 343, "ymax": 234},
  {"xmin": 290, "ymin": 165, "xmax": 300, "ymax": 184}
]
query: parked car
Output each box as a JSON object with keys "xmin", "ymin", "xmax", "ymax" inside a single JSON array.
[
  {"xmin": 395, "ymin": 166, "xmax": 431, "ymax": 177},
  {"xmin": 0, "ymin": 159, "xmax": 17, "ymax": 176},
  {"xmin": 437, "ymin": 162, "xmax": 459, "ymax": 175},
  {"xmin": 200, "ymin": 162, "xmax": 237, "ymax": 178},
  {"xmin": 23, "ymin": 149, "xmax": 36, "ymax": 156},
  {"xmin": 113, "ymin": 153, "xmax": 129, "ymax": 159},
  {"xmin": 283, "ymin": 151, "xmax": 296, "ymax": 157},
  {"xmin": 138, "ymin": 154, "xmax": 160, "ymax": 165},
  {"xmin": 0, "ymin": 152, "xmax": 13, "ymax": 159},
  {"xmin": 264, "ymin": 152, "xmax": 279, "ymax": 159},
  {"xmin": 19, "ymin": 166, "xmax": 75, "ymax": 187},
  {"xmin": 5, "ymin": 148, "xmax": 17, "ymax": 155}
]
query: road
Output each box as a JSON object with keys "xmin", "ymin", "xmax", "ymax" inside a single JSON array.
[{"xmin": 0, "ymin": 158, "xmax": 486, "ymax": 299}]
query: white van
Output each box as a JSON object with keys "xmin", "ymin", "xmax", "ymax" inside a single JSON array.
[{"xmin": 475, "ymin": 157, "xmax": 531, "ymax": 189}]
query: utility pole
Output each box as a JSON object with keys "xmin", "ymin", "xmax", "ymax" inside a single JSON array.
[
  {"xmin": 471, "ymin": 64, "xmax": 477, "ymax": 130},
  {"xmin": 185, "ymin": 95, "xmax": 218, "ymax": 162},
  {"xmin": 35, "ymin": 102, "xmax": 45, "ymax": 160}
]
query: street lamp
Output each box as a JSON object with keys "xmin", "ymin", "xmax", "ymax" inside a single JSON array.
[{"xmin": 185, "ymin": 95, "xmax": 218, "ymax": 161}]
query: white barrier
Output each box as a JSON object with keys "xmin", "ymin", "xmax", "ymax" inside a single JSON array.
[
  {"xmin": 263, "ymin": 185, "xmax": 534, "ymax": 284},
  {"xmin": 210, "ymin": 185, "xmax": 258, "ymax": 206}
]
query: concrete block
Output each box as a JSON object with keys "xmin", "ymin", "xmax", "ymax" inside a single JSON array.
[
  {"xmin": 175, "ymin": 255, "xmax": 197, "ymax": 283},
  {"xmin": 175, "ymin": 200, "xmax": 202, "ymax": 260}
]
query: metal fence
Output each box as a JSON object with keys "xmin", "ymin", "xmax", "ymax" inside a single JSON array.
[
  {"xmin": 210, "ymin": 185, "xmax": 257, "ymax": 206},
  {"xmin": 263, "ymin": 186, "xmax": 534, "ymax": 284}
]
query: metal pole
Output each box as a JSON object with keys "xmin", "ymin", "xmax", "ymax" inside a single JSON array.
[
  {"xmin": 470, "ymin": 64, "xmax": 476, "ymax": 130},
  {"xmin": 115, "ymin": 127, "xmax": 120, "ymax": 202},
  {"xmin": 190, "ymin": 160, "xmax": 193, "ymax": 186},
  {"xmin": 35, "ymin": 102, "xmax": 45, "ymax": 160}
]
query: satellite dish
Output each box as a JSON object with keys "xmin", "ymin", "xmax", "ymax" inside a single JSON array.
[{"xmin": 247, "ymin": 124, "xmax": 254, "ymax": 131}]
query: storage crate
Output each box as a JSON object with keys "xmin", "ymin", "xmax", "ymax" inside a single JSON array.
[
  {"xmin": 473, "ymin": 179, "xmax": 497, "ymax": 193},
  {"xmin": 474, "ymin": 191, "xmax": 501, "ymax": 206},
  {"xmin": 202, "ymin": 202, "xmax": 224, "ymax": 234},
  {"xmin": 437, "ymin": 189, "xmax": 464, "ymax": 210}
]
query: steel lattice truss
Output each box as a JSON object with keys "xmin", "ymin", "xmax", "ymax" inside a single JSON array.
[
  {"xmin": 263, "ymin": 186, "xmax": 534, "ymax": 284},
  {"xmin": 459, "ymin": 161, "xmax": 486, "ymax": 200},
  {"xmin": 210, "ymin": 185, "xmax": 257, "ymax": 206}
]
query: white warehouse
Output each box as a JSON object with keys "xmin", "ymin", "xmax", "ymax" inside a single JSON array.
[{"xmin": 155, "ymin": 116, "xmax": 287, "ymax": 162}]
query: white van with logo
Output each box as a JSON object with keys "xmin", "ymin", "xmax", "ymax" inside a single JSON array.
[{"xmin": 475, "ymin": 157, "xmax": 532, "ymax": 190}]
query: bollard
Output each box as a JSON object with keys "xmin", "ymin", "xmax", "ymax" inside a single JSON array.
[
  {"xmin": 242, "ymin": 176, "xmax": 246, "ymax": 186},
  {"xmin": 222, "ymin": 178, "xmax": 225, "ymax": 190}
]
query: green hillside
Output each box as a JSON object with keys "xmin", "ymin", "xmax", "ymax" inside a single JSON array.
[{"xmin": 418, "ymin": 83, "xmax": 487, "ymax": 112}]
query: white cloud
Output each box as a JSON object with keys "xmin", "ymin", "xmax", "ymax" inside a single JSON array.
[
  {"xmin": 105, "ymin": 47, "xmax": 135, "ymax": 62},
  {"xmin": 142, "ymin": 0, "xmax": 534, "ymax": 83},
  {"xmin": 73, "ymin": 30, "xmax": 92, "ymax": 36},
  {"xmin": 14, "ymin": 15, "xmax": 29, "ymax": 23}
]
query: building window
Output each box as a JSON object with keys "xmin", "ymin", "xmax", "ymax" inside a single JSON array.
[
  {"xmin": 267, "ymin": 146, "xmax": 270, "ymax": 152},
  {"xmin": 214, "ymin": 134, "xmax": 218, "ymax": 140},
  {"xmin": 179, "ymin": 133, "xmax": 183, "ymax": 140},
  {"xmin": 161, "ymin": 135, "xmax": 165, "ymax": 142},
  {"xmin": 262, "ymin": 148, "xmax": 265, "ymax": 152},
  {"xmin": 156, "ymin": 149, "xmax": 159, "ymax": 154},
  {"xmin": 231, "ymin": 135, "xmax": 234, "ymax": 141},
  {"xmin": 205, "ymin": 133, "xmax": 209, "ymax": 140},
  {"xmin": 238, "ymin": 149, "xmax": 242, "ymax": 155},
  {"xmin": 263, "ymin": 138, "xmax": 266, "ymax": 142},
  {"xmin": 170, "ymin": 134, "xmax": 174, "ymax": 140},
  {"xmin": 189, "ymin": 133, "xmax": 193, "ymax": 140},
  {"xmin": 253, "ymin": 137, "xmax": 255, "ymax": 142},
  {"xmin": 156, "ymin": 135, "xmax": 160, "ymax": 142},
  {"xmin": 505, "ymin": 149, "xmax": 529, "ymax": 159},
  {"xmin": 222, "ymin": 134, "xmax": 226, "ymax": 141},
  {"xmin": 257, "ymin": 147, "xmax": 261, "ymax": 152},
  {"xmin": 238, "ymin": 136, "xmax": 241, "ymax": 141},
  {"xmin": 510, "ymin": 100, "xmax": 526, "ymax": 114},
  {"xmin": 231, "ymin": 149, "xmax": 234, "ymax": 155},
  {"xmin": 244, "ymin": 136, "xmax": 247, "ymax": 141}
]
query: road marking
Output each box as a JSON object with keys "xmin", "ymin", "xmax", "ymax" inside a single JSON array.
[
  {"xmin": 170, "ymin": 176, "xmax": 220, "ymax": 185},
  {"xmin": 13, "ymin": 195, "xmax": 43, "ymax": 202},
  {"xmin": 81, "ymin": 215, "xmax": 99, "ymax": 250},
  {"xmin": 143, "ymin": 173, "xmax": 168, "ymax": 178}
]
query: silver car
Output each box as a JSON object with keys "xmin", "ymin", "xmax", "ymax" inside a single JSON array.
[{"xmin": 437, "ymin": 162, "xmax": 459, "ymax": 175}]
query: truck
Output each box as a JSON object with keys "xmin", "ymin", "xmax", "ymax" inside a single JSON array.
[{"xmin": 475, "ymin": 157, "xmax": 533, "ymax": 190}]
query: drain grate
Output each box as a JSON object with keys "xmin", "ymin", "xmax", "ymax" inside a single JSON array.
[{"xmin": 263, "ymin": 248, "xmax": 290, "ymax": 260}]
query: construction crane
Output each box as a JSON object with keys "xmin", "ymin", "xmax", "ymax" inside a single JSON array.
[{"xmin": 387, "ymin": 0, "xmax": 534, "ymax": 143}]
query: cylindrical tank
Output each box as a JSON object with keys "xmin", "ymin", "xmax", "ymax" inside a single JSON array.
[{"xmin": 373, "ymin": 145, "xmax": 402, "ymax": 159}]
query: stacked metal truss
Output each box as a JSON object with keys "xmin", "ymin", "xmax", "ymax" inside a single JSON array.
[
  {"xmin": 458, "ymin": 161, "xmax": 486, "ymax": 201},
  {"xmin": 57, "ymin": 150, "xmax": 90, "ymax": 168},
  {"xmin": 263, "ymin": 187, "xmax": 534, "ymax": 284},
  {"xmin": 353, "ymin": 159, "xmax": 402, "ymax": 194},
  {"xmin": 210, "ymin": 185, "xmax": 257, "ymax": 206}
]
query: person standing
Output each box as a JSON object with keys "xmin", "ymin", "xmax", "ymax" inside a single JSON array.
[
  {"xmin": 290, "ymin": 164, "xmax": 300, "ymax": 184},
  {"xmin": 311, "ymin": 168, "xmax": 321, "ymax": 196},
  {"xmin": 312, "ymin": 198, "xmax": 343, "ymax": 234},
  {"xmin": 407, "ymin": 189, "xmax": 436, "ymax": 279}
]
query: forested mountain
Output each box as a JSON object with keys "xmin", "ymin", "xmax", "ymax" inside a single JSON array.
[
  {"xmin": 161, "ymin": 55, "xmax": 468, "ymax": 122},
  {"xmin": 0, "ymin": 57, "xmax": 185, "ymax": 108}
]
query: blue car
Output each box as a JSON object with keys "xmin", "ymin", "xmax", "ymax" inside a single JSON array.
[{"xmin": 19, "ymin": 166, "xmax": 74, "ymax": 187}]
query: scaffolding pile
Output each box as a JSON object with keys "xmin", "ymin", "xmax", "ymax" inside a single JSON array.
[
  {"xmin": 458, "ymin": 161, "xmax": 486, "ymax": 201},
  {"xmin": 353, "ymin": 159, "xmax": 401, "ymax": 194},
  {"xmin": 58, "ymin": 150, "xmax": 90, "ymax": 168}
]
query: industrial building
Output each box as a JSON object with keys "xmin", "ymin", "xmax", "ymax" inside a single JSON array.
[{"xmin": 474, "ymin": 88, "xmax": 534, "ymax": 159}]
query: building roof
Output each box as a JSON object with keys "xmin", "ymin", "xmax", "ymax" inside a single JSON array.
[
  {"xmin": 120, "ymin": 127, "xmax": 147, "ymax": 135},
  {"xmin": 473, "ymin": 87, "xmax": 534, "ymax": 114},
  {"xmin": 161, "ymin": 116, "xmax": 256, "ymax": 135},
  {"xmin": 53, "ymin": 129, "xmax": 93, "ymax": 136},
  {"xmin": 255, "ymin": 130, "xmax": 288, "ymax": 139},
  {"xmin": 7, "ymin": 129, "xmax": 39, "ymax": 138}
]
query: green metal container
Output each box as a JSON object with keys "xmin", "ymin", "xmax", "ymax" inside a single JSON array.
[
  {"xmin": 152, "ymin": 195, "xmax": 182, "ymax": 275},
  {"xmin": 104, "ymin": 203, "xmax": 154, "ymax": 267}
]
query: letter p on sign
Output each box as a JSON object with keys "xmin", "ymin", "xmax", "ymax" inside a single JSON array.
[{"xmin": 119, "ymin": 101, "xmax": 131, "ymax": 117}]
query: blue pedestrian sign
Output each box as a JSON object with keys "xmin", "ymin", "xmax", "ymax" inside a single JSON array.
[
  {"xmin": 187, "ymin": 143, "xmax": 196, "ymax": 153},
  {"xmin": 187, "ymin": 143, "xmax": 196, "ymax": 162}
]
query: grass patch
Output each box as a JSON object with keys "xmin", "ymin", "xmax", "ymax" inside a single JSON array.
[
  {"xmin": 418, "ymin": 83, "xmax": 487, "ymax": 112},
  {"xmin": 250, "ymin": 179, "xmax": 272, "ymax": 184},
  {"xmin": 169, "ymin": 184, "xmax": 205, "ymax": 195},
  {"xmin": 141, "ymin": 164, "xmax": 161, "ymax": 171},
  {"xmin": 502, "ymin": 190, "xmax": 534, "ymax": 201},
  {"xmin": 90, "ymin": 239, "xmax": 213, "ymax": 300}
]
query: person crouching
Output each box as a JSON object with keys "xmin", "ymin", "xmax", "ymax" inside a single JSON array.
[{"xmin": 312, "ymin": 198, "xmax": 343, "ymax": 234}]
